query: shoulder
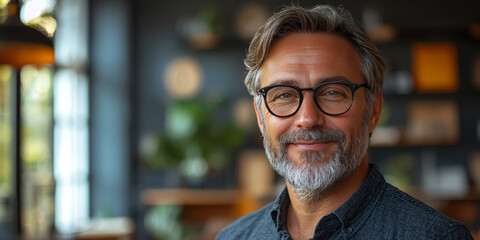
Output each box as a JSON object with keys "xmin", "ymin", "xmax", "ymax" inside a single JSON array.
[
  {"xmin": 216, "ymin": 203, "xmax": 277, "ymax": 240},
  {"xmin": 382, "ymin": 184, "xmax": 452, "ymax": 224},
  {"xmin": 374, "ymin": 183, "xmax": 473, "ymax": 239}
]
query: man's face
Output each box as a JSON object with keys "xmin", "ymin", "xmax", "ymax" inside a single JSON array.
[{"xmin": 255, "ymin": 33, "xmax": 381, "ymax": 199}]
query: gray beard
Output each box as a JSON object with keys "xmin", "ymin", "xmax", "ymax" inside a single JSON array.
[{"xmin": 262, "ymin": 123, "xmax": 369, "ymax": 202}]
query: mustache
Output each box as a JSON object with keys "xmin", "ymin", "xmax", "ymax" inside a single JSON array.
[{"xmin": 279, "ymin": 128, "xmax": 345, "ymax": 145}]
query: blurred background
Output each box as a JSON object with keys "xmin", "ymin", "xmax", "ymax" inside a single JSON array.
[{"xmin": 0, "ymin": 0, "xmax": 480, "ymax": 239}]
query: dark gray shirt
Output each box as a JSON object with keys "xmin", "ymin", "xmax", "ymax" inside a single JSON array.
[{"xmin": 217, "ymin": 165, "xmax": 473, "ymax": 239}]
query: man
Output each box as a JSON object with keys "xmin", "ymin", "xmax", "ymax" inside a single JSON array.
[{"xmin": 217, "ymin": 5, "xmax": 474, "ymax": 240}]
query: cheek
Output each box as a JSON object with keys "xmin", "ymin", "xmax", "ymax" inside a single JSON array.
[
  {"xmin": 347, "ymin": 113, "xmax": 369, "ymax": 147},
  {"xmin": 263, "ymin": 112, "xmax": 292, "ymax": 138},
  {"xmin": 325, "ymin": 114, "xmax": 362, "ymax": 148}
]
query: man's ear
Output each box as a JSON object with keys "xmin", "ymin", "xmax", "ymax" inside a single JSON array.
[
  {"xmin": 368, "ymin": 92, "xmax": 383, "ymax": 134},
  {"xmin": 254, "ymin": 99, "xmax": 264, "ymax": 135}
]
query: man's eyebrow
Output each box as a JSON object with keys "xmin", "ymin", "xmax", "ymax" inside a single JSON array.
[
  {"xmin": 315, "ymin": 76, "xmax": 351, "ymax": 84},
  {"xmin": 264, "ymin": 76, "xmax": 352, "ymax": 87},
  {"xmin": 266, "ymin": 79, "xmax": 298, "ymax": 86}
]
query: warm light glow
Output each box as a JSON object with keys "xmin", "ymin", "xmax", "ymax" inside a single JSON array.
[
  {"xmin": 164, "ymin": 57, "xmax": 203, "ymax": 99},
  {"xmin": 0, "ymin": 65, "xmax": 12, "ymax": 198},
  {"xmin": 20, "ymin": 65, "xmax": 53, "ymax": 166},
  {"xmin": 20, "ymin": 66, "xmax": 52, "ymax": 101},
  {"xmin": 20, "ymin": 65, "xmax": 38, "ymax": 86},
  {"xmin": 0, "ymin": 65, "xmax": 12, "ymax": 83},
  {"xmin": 0, "ymin": 43, "xmax": 55, "ymax": 70},
  {"xmin": 19, "ymin": 0, "xmax": 57, "ymax": 37},
  {"xmin": 20, "ymin": 0, "xmax": 55, "ymax": 23},
  {"xmin": 0, "ymin": 0, "xmax": 9, "ymax": 23},
  {"xmin": 0, "ymin": 0, "xmax": 8, "ymax": 8},
  {"xmin": 28, "ymin": 15, "xmax": 57, "ymax": 37},
  {"xmin": 19, "ymin": 65, "xmax": 54, "ymax": 237}
]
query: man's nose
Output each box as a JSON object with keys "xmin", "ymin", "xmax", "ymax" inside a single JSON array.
[{"xmin": 294, "ymin": 92, "xmax": 325, "ymax": 129}]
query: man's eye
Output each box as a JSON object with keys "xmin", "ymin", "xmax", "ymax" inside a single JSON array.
[
  {"xmin": 318, "ymin": 88, "xmax": 348, "ymax": 100},
  {"xmin": 267, "ymin": 87, "xmax": 299, "ymax": 103},
  {"xmin": 278, "ymin": 93, "xmax": 294, "ymax": 99},
  {"xmin": 270, "ymin": 90, "xmax": 298, "ymax": 101},
  {"xmin": 324, "ymin": 90, "xmax": 343, "ymax": 96}
]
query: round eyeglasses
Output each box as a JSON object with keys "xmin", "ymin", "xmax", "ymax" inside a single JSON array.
[{"xmin": 256, "ymin": 81, "xmax": 369, "ymax": 117}]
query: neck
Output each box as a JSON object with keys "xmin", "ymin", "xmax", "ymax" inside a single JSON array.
[{"xmin": 286, "ymin": 158, "xmax": 370, "ymax": 240}]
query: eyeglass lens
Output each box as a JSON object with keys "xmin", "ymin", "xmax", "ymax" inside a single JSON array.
[{"xmin": 265, "ymin": 83, "xmax": 353, "ymax": 116}]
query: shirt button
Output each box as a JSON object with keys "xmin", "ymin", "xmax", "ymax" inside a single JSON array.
[{"xmin": 345, "ymin": 227, "xmax": 353, "ymax": 233}]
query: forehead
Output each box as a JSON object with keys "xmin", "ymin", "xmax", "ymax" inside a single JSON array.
[{"xmin": 260, "ymin": 33, "xmax": 363, "ymax": 86}]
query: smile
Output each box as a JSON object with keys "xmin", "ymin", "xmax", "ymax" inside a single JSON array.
[{"xmin": 290, "ymin": 140, "xmax": 336, "ymax": 151}]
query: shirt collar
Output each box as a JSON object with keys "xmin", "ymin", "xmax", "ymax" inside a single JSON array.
[
  {"xmin": 332, "ymin": 164, "xmax": 386, "ymax": 232},
  {"xmin": 270, "ymin": 186, "xmax": 290, "ymax": 233},
  {"xmin": 269, "ymin": 164, "xmax": 386, "ymax": 234}
]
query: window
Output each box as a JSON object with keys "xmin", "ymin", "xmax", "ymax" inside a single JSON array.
[{"xmin": 53, "ymin": 0, "xmax": 89, "ymax": 234}]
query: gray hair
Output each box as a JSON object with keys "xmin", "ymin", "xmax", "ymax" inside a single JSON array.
[{"xmin": 245, "ymin": 5, "xmax": 385, "ymax": 117}]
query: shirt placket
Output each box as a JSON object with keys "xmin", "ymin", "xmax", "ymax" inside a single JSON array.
[{"xmin": 311, "ymin": 214, "xmax": 343, "ymax": 240}]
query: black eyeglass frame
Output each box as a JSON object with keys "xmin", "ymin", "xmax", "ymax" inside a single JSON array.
[{"xmin": 256, "ymin": 81, "xmax": 370, "ymax": 117}]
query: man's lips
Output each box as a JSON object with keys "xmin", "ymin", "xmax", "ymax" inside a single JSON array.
[{"xmin": 290, "ymin": 140, "xmax": 335, "ymax": 151}]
